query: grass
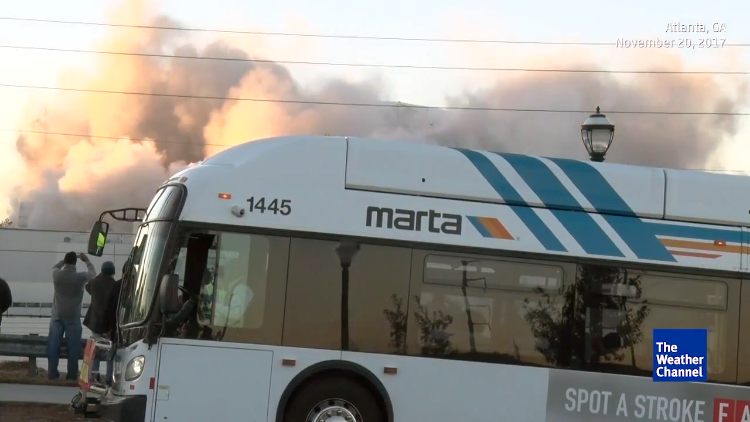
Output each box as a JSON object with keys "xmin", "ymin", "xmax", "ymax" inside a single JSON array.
[{"xmin": 0, "ymin": 360, "xmax": 78, "ymax": 387}]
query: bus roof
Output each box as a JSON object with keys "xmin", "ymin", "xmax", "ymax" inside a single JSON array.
[{"xmin": 169, "ymin": 136, "xmax": 750, "ymax": 273}]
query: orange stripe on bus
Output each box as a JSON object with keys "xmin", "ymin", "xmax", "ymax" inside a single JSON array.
[
  {"xmin": 659, "ymin": 238, "xmax": 743, "ymax": 254},
  {"xmin": 480, "ymin": 217, "xmax": 514, "ymax": 240}
]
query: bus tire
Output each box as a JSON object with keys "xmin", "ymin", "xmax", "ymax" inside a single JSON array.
[{"xmin": 283, "ymin": 376, "xmax": 386, "ymax": 422}]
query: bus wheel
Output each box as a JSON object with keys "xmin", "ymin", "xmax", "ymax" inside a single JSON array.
[{"xmin": 284, "ymin": 376, "xmax": 386, "ymax": 422}]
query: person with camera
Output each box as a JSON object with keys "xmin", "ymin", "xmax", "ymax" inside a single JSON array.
[{"xmin": 48, "ymin": 251, "xmax": 96, "ymax": 380}]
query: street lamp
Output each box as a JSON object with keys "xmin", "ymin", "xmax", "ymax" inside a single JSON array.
[
  {"xmin": 581, "ymin": 106, "xmax": 615, "ymax": 162},
  {"xmin": 336, "ymin": 242, "xmax": 360, "ymax": 268},
  {"xmin": 336, "ymin": 242, "xmax": 360, "ymax": 351}
]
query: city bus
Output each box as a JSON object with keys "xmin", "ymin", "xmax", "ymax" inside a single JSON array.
[{"xmin": 78, "ymin": 135, "xmax": 750, "ymax": 422}]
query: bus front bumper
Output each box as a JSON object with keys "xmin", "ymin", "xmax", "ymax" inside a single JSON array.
[{"xmin": 94, "ymin": 392, "xmax": 147, "ymax": 422}]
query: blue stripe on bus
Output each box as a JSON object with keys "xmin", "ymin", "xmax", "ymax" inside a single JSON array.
[
  {"xmin": 495, "ymin": 153, "xmax": 623, "ymax": 257},
  {"xmin": 511, "ymin": 206, "xmax": 567, "ymax": 252},
  {"xmin": 547, "ymin": 158, "xmax": 636, "ymax": 217},
  {"xmin": 455, "ymin": 148, "xmax": 567, "ymax": 252},
  {"xmin": 643, "ymin": 221, "xmax": 743, "ymax": 244},
  {"xmin": 549, "ymin": 158, "xmax": 676, "ymax": 262},
  {"xmin": 457, "ymin": 149, "xmax": 742, "ymax": 262}
]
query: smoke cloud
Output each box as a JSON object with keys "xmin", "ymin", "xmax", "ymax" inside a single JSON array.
[{"xmin": 6, "ymin": 0, "xmax": 748, "ymax": 231}]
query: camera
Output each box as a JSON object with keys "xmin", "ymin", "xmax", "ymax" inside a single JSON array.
[{"xmin": 231, "ymin": 206, "xmax": 245, "ymax": 218}]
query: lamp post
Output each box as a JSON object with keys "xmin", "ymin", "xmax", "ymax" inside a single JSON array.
[
  {"xmin": 581, "ymin": 106, "xmax": 615, "ymax": 162},
  {"xmin": 336, "ymin": 242, "xmax": 360, "ymax": 351}
]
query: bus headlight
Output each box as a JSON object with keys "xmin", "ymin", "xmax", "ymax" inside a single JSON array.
[{"xmin": 124, "ymin": 356, "xmax": 145, "ymax": 381}]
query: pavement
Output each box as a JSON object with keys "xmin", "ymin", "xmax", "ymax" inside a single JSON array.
[{"xmin": 0, "ymin": 383, "xmax": 80, "ymax": 404}]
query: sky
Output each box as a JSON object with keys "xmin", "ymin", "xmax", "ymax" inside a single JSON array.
[{"xmin": 0, "ymin": 0, "xmax": 747, "ymax": 222}]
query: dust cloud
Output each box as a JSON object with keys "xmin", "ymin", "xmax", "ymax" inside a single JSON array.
[{"xmin": 6, "ymin": 0, "xmax": 747, "ymax": 231}]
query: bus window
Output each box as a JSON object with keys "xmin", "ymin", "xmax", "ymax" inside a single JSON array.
[
  {"xmin": 163, "ymin": 232, "xmax": 216, "ymax": 338},
  {"xmin": 163, "ymin": 228, "xmax": 289, "ymax": 345},
  {"xmin": 575, "ymin": 264, "xmax": 739, "ymax": 384},
  {"xmin": 283, "ymin": 238, "xmax": 411, "ymax": 354},
  {"xmin": 408, "ymin": 250, "xmax": 573, "ymax": 368},
  {"xmin": 212, "ymin": 234, "xmax": 263, "ymax": 329}
]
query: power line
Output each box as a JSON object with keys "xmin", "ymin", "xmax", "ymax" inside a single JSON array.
[
  {"xmin": 1, "ymin": 128, "xmax": 746, "ymax": 174},
  {"xmin": 2, "ymin": 44, "xmax": 747, "ymax": 75},
  {"xmin": 2, "ymin": 16, "xmax": 748, "ymax": 47},
  {"xmin": 0, "ymin": 128, "xmax": 231, "ymax": 148},
  {"xmin": 1, "ymin": 83, "xmax": 748, "ymax": 116}
]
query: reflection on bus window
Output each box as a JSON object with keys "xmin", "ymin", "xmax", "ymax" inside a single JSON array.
[
  {"xmin": 212, "ymin": 233, "xmax": 267, "ymax": 329},
  {"xmin": 197, "ymin": 267, "xmax": 216, "ymax": 325},
  {"xmin": 424, "ymin": 254, "xmax": 563, "ymax": 292},
  {"xmin": 412, "ymin": 252, "xmax": 568, "ymax": 368},
  {"xmin": 577, "ymin": 264, "xmax": 737, "ymax": 383}
]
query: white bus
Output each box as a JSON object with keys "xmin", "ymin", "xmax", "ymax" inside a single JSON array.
[{"xmin": 79, "ymin": 135, "xmax": 750, "ymax": 422}]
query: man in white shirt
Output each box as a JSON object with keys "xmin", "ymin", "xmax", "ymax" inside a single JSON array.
[{"xmin": 213, "ymin": 275, "xmax": 253, "ymax": 327}]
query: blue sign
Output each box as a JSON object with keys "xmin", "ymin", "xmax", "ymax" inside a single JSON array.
[{"xmin": 652, "ymin": 328, "xmax": 707, "ymax": 382}]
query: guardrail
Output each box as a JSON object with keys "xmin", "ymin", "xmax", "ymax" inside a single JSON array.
[
  {"xmin": 0, "ymin": 333, "xmax": 87, "ymax": 376},
  {"xmin": 2, "ymin": 302, "xmax": 91, "ymax": 318}
]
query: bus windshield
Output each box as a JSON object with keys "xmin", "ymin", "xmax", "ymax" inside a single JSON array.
[{"xmin": 119, "ymin": 185, "xmax": 184, "ymax": 326}]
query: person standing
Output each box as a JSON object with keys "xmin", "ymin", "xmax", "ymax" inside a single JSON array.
[
  {"xmin": 98, "ymin": 259, "xmax": 129, "ymax": 385},
  {"xmin": 0, "ymin": 277, "xmax": 11, "ymax": 333},
  {"xmin": 83, "ymin": 261, "xmax": 117, "ymax": 384},
  {"xmin": 48, "ymin": 252, "xmax": 95, "ymax": 380}
]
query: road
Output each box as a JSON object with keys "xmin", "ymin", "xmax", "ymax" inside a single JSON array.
[
  {"xmin": 0, "ymin": 383, "xmax": 80, "ymax": 404},
  {"xmin": 1, "ymin": 316, "xmax": 90, "ymax": 405}
]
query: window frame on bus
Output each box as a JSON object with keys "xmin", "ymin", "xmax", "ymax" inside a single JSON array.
[{"xmin": 147, "ymin": 221, "xmax": 746, "ymax": 385}]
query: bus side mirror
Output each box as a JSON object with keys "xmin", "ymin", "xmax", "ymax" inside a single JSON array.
[
  {"xmin": 87, "ymin": 221, "xmax": 110, "ymax": 257},
  {"xmin": 159, "ymin": 274, "xmax": 180, "ymax": 314}
]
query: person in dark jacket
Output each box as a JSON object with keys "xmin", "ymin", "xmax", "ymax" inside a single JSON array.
[
  {"xmin": 84, "ymin": 261, "xmax": 117, "ymax": 335},
  {"xmin": 0, "ymin": 277, "xmax": 11, "ymax": 333},
  {"xmin": 96, "ymin": 260, "xmax": 128, "ymax": 386},
  {"xmin": 84, "ymin": 261, "xmax": 117, "ymax": 383}
]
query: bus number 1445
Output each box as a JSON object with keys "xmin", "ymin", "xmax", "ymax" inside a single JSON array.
[{"xmin": 246, "ymin": 197, "xmax": 292, "ymax": 215}]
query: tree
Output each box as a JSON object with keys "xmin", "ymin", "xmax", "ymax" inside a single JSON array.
[
  {"xmin": 522, "ymin": 264, "xmax": 650, "ymax": 371},
  {"xmin": 413, "ymin": 295, "xmax": 454, "ymax": 356},
  {"xmin": 0, "ymin": 218, "xmax": 12, "ymax": 227},
  {"xmin": 383, "ymin": 294, "xmax": 407, "ymax": 354}
]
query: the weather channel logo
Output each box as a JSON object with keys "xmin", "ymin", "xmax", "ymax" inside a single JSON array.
[{"xmin": 653, "ymin": 328, "xmax": 708, "ymax": 382}]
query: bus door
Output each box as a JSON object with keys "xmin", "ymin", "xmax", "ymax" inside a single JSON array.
[
  {"xmin": 152, "ymin": 231, "xmax": 275, "ymax": 422},
  {"xmin": 153, "ymin": 341, "xmax": 274, "ymax": 421}
]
